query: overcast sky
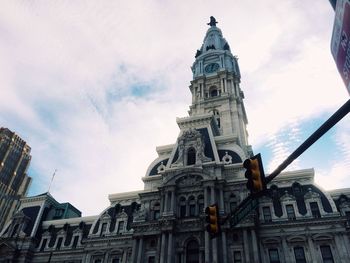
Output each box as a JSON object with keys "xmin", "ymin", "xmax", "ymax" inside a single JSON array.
[{"xmin": 1, "ymin": 1, "xmax": 349, "ymax": 216}]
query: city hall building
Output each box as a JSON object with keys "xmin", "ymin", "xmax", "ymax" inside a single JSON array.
[{"xmin": 1, "ymin": 17, "xmax": 350, "ymax": 263}]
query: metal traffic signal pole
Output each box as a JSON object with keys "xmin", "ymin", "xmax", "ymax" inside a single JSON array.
[{"xmin": 265, "ymin": 98, "xmax": 350, "ymax": 184}]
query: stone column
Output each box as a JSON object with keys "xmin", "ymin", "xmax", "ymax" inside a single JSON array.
[
  {"xmin": 167, "ymin": 232, "xmax": 173, "ymax": 263},
  {"xmin": 341, "ymin": 234, "xmax": 350, "ymax": 257},
  {"xmin": 204, "ymin": 187, "xmax": 208, "ymax": 206},
  {"xmin": 210, "ymin": 186, "xmax": 215, "ymax": 204},
  {"xmin": 130, "ymin": 238, "xmax": 138, "ymax": 263},
  {"xmin": 205, "ymin": 232, "xmax": 210, "ymax": 263},
  {"xmin": 243, "ymin": 229, "xmax": 250, "ymax": 263},
  {"xmin": 103, "ymin": 251, "xmax": 109, "ymax": 263},
  {"xmin": 334, "ymin": 234, "xmax": 348, "ymax": 262},
  {"xmin": 171, "ymin": 190, "xmax": 175, "ymax": 214},
  {"xmin": 164, "ymin": 192, "xmax": 169, "ymax": 213},
  {"xmin": 122, "ymin": 249, "xmax": 127, "ymax": 263},
  {"xmin": 221, "ymin": 231, "xmax": 228, "ymax": 263},
  {"xmin": 204, "ymin": 186, "xmax": 210, "ymax": 262},
  {"xmin": 219, "ymin": 188, "xmax": 224, "ymax": 213},
  {"xmin": 211, "ymin": 187, "xmax": 218, "ymax": 263},
  {"xmin": 307, "ymin": 236, "xmax": 317, "ymax": 262},
  {"xmin": 281, "ymin": 237, "xmax": 290, "ymax": 263},
  {"xmin": 137, "ymin": 238, "xmax": 143, "ymax": 263},
  {"xmin": 251, "ymin": 229, "xmax": 259, "ymax": 263},
  {"xmin": 160, "ymin": 233, "xmax": 167, "ymax": 263}
]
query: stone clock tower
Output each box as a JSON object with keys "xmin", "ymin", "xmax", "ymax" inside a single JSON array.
[{"xmin": 189, "ymin": 16, "xmax": 251, "ymax": 157}]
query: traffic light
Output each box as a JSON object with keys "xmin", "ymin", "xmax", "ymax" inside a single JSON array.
[
  {"xmin": 243, "ymin": 153, "xmax": 266, "ymax": 195},
  {"xmin": 205, "ymin": 204, "xmax": 219, "ymax": 237}
]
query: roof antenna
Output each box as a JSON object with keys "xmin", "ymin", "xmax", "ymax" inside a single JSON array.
[{"xmin": 48, "ymin": 169, "xmax": 57, "ymax": 193}]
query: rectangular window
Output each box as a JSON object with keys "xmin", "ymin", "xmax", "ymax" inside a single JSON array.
[
  {"xmin": 189, "ymin": 204, "xmax": 196, "ymax": 216},
  {"xmin": 320, "ymin": 245, "xmax": 334, "ymax": 263},
  {"xmin": 117, "ymin": 221, "xmax": 124, "ymax": 234},
  {"xmin": 310, "ymin": 202, "xmax": 321, "ymax": 218},
  {"xmin": 40, "ymin": 238, "xmax": 47, "ymax": 251},
  {"xmin": 234, "ymin": 251, "xmax": 242, "ymax": 263},
  {"xmin": 294, "ymin": 247, "xmax": 306, "ymax": 263},
  {"xmin": 101, "ymin": 223, "xmax": 107, "ymax": 236},
  {"xmin": 148, "ymin": 256, "xmax": 155, "ymax": 263},
  {"xmin": 286, "ymin": 204, "xmax": 296, "ymax": 220},
  {"xmin": 56, "ymin": 237, "xmax": 63, "ymax": 250},
  {"xmin": 263, "ymin": 206, "xmax": 272, "ymax": 222},
  {"xmin": 112, "ymin": 258, "xmax": 120, "ymax": 263},
  {"xmin": 269, "ymin": 249, "xmax": 280, "ymax": 263},
  {"xmin": 72, "ymin": 235, "xmax": 79, "ymax": 248},
  {"xmin": 154, "ymin": 210, "xmax": 160, "ymax": 220},
  {"xmin": 180, "ymin": 205, "xmax": 186, "ymax": 217}
]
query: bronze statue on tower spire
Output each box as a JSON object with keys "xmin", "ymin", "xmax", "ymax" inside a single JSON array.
[{"xmin": 207, "ymin": 16, "xmax": 218, "ymax": 27}]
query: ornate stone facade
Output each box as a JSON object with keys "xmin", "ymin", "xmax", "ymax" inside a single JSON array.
[{"xmin": 1, "ymin": 17, "xmax": 350, "ymax": 263}]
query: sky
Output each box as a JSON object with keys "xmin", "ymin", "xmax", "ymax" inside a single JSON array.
[{"xmin": 1, "ymin": 0, "xmax": 349, "ymax": 216}]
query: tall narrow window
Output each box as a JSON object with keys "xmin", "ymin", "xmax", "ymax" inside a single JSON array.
[
  {"xmin": 117, "ymin": 221, "xmax": 124, "ymax": 234},
  {"xmin": 40, "ymin": 238, "xmax": 47, "ymax": 251},
  {"xmin": 187, "ymin": 148, "xmax": 196, "ymax": 165},
  {"xmin": 320, "ymin": 245, "xmax": 334, "ymax": 263},
  {"xmin": 180, "ymin": 197, "xmax": 186, "ymax": 217},
  {"xmin": 198, "ymin": 195, "xmax": 204, "ymax": 214},
  {"xmin": 186, "ymin": 240, "xmax": 199, "ymax": 263},
  {"xmin": 286, "ymin": 204, "xmax": 296, "ymax": 220},
  {"xmin": 294, "ymin": 247, "xmax": 306, "ymax": 263},
  {"xmin": 148, "ymin": 256, "xmax": 155, "ymax": 263},
  {"xmin": 189, "ymin": 196, "xmax": 196, "ymax": 216},
  {"xmin": 101, "ymin": 223, "xmax": 107, "ymax": 236},
  {"xmin": 56, "ymin": 237, "xmax": 63, "ymax": 250},
  {"xmin": 153, "ymin": 203, "xmax": 160, "ymax": 220},
  {"xmin": 310, "ymin": 202, "xmax": 321, "ymax": 218},
  {"xmin": 234, "ymin": 251, "xmax": 242, "ymax": 263},
  {"xmin": 72, "ymin": 235, "xmax": 79, "ymax": 248},
  {"xmin": 263, "ymin": 206, "xmax": 272, "ymax": 222},
  {"xmin": 210, "ymin": 89, "xmax": 218, "ymax": 97},
  {"xmin": 269, "ymin": 249, "xmax": 280, "ymax": 263}
]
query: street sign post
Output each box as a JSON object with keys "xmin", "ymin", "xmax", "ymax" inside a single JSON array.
[
  {"xmin": 331, "ymin": 0, "xmax": 350, "ymax": 94},
  {"xmin": 230, "ymin": 197, "xmax": 259, "ymax": 227}
]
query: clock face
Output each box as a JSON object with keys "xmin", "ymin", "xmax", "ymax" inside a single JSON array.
[{"xmin": 204, "ymin": 63, "xmax": 220, "ymax": 73}]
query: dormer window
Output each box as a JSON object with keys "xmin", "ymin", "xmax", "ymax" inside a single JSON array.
[
  {"xmin": 187, "ymin": 147, "xmax": 196, "ymax": 165},
  {"xmin": 117, "ymin": 221, "xmax": 124, "ymax": 234},
  {"xmin": 100, "ymin": 223, "xmax": 107, "ymax": 236}
]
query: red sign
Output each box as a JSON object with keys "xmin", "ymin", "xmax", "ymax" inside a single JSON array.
[{"xmin": 331, "ymin": 0, "xmax": 350, "ymax": 94}]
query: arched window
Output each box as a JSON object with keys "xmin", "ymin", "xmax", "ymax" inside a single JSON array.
[
  {"xmin": 198, "ymin": 195, "xmax": 204, "ymax": 214},
  {"xmin": 209, "ymin": 86, "xmax": 220, "ymax": 98},
  {"xmin": 179, "ymin": 197, "xmax": 186, "ymax": 217},
  {"xmin": 188, "ymin": 196, "xmax": 196, "ymax": 216},
  {"xmin": 153, "ymin": 203, "xmax": 160, "ymax": 220},
  {"xmin": 186, "ymin": 240, "xmax": 199, "ymax": 263},
  {"xmin": 210, "ymin": 89, "xmax": 218, "ymax": 97},
  {"xmin": 187, "ymin": 147, "xmax": 196, "ymax": 165},
  {"xmin": 212, "ymin": 109, "xmax": 220, "ymax": 128},
  {"xmin": 229, "ymin": 193, "xmax": 237, "ymax": 213}
]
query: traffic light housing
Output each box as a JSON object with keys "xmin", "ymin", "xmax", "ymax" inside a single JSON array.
[
  {"xmin": 205, "ymin": 204, "xmax": 219, "ymax": 237},
  {"xmin": 243, "ymin": 153, "xmax": 266, "ymax": 195}
]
